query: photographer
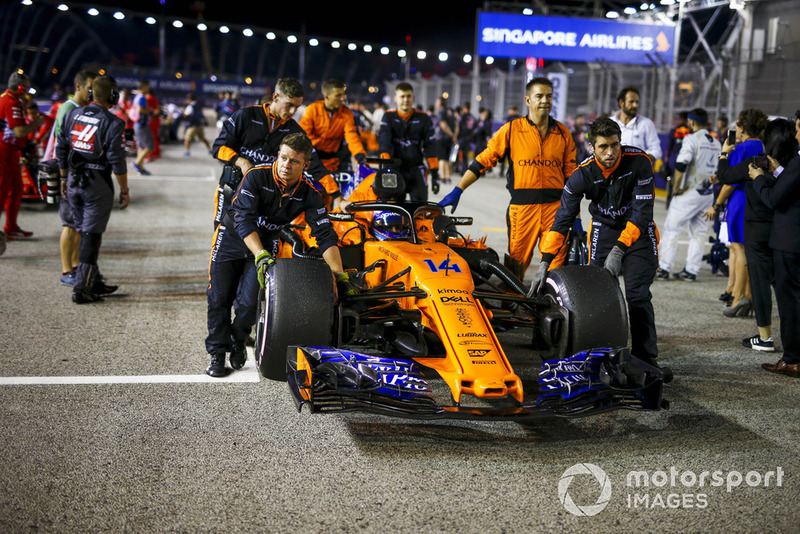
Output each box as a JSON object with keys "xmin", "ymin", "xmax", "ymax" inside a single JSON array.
[{"xmin": 749, "ymin": 118, "xmax": 800, "ymax": 376}]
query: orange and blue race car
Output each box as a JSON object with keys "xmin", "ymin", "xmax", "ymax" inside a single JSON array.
[{"xmin": 253, "ymin": 162, "xmax": 671, "ymax": 421}]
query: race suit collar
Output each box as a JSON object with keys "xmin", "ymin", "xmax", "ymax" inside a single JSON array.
[
  {"xmin": 272, "ymin": 164, "xmax": 302, "ymax": 199},
  {"xmin": 598, "ymin": 152, "xmax": 623, "ymax": 178},
  {"xmin": 262, "ymin": 103, "xmax": 287, "ymax": 132}
]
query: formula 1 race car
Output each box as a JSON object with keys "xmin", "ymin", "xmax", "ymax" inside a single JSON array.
[{"xmin": 253, "ymin": 166, "xmax": 671, "ymax": 421}]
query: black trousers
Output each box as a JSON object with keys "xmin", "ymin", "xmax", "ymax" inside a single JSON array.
[
  {"xmin": 205, "ymin": 257, "xmax": 259, "ymax": 356},
  {"xmin": 773, "ymin": 249, "xmax": 800, "ymax": 364},
  {"xmin": 744, "ymin": 236, "xmax": 773, "ymax": 328},
  {"xmin": 400, "ymin": 165, "xmax": 428, "ymax": 202},
  {"xmin": 589, "ymin": 220, "xmax": 660, "ymax": 362}
]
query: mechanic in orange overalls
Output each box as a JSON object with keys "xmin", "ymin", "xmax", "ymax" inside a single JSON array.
[
  {"xmin": 439, "ymin": 77, "xmax": 577, "ymax": 279},
  {"xmin": 299, "ymin": 79, "xmax": 367, "ymax": 175}
]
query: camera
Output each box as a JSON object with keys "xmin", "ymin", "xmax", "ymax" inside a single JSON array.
[
  {"xmin": 753, "ymin": 154, "xmax": 770, "ymax": 171},
  {"xmin": 37, "ymin": 160, "xmax": 60, "ymax": 204}
]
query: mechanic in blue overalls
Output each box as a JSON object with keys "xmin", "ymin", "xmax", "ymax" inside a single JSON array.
[
  {"xmin": 204, "ymin": 133, "xmax": 354, "ymax": 377},
  {"xmin": 56, "ymin": 76, "xmax": 129, "ymax": 304},
  {"xmin": 534, "ymin": 117, "xmax": 660, "ymax": 367},
  {"xmin": 210, "ymin": 78, "xmax": 339, "ymax": 228}
]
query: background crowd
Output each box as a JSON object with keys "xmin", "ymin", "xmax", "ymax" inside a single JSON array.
[{"xmin": 1, "ymin": 66, "xmax": 798, "ymax": 376}]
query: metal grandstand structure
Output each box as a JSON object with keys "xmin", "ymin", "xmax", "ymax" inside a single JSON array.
[
  {"xmin": 397, "ymin": 0, "xmax": 800, "ymax": 129},
  {"xmin": 1, "ymin": 0, "xmax": 797, "ymax": 125}
]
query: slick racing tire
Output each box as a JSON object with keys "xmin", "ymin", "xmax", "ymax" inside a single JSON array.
[
  {"xmin": 255, "ymin": 258, "xmax": 335, "ymax": 381},
  {"xmin": 543, "ymin": 264, "xmax": 628, "ymax": 357}
]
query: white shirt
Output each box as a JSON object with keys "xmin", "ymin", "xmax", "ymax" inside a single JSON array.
[
  {"xmin": 676, "ymin": 128, "xmax": 721, "ymax": 189},
  {"xmin": 611, "ymin": 112, "xmax": 663, "ymax": 161}
]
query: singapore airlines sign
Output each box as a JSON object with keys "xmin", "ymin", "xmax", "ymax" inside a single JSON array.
[{"xmin": 477, "ymin": 12, "xmax": 676, "ymax": 66}]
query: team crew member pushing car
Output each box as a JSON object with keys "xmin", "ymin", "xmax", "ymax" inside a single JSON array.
[
  {"xmin": 439, "ymin": 77, "xmax": 577, "ymax": 280},
  {"xmin": 210, "ymin": 78, "xmax": 339, "ymax": 226},
  {"xmin": 377, "ymin": 82, "xmax": 440, "ymax": 202},
  {"xmin": 533, "ymin": 117, "xmax": 660, "ymax": 366},
  {"xmin": 298, "ymin": 79, "xmax": 367, "ymax": 173},
  {"xmin": 56, "ymin": 76, "xmax": 129, "ymax": 303},
  {"xmin": 205, "ymin": 133, "xmax": 352, "ymax": 377}
]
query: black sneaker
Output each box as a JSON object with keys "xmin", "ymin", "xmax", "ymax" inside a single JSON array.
[
  {"xmin": 206, "ymin": 353, "xmax": 228, "ymax": 377},
  {"xmin": 742, "ymin": 335, "xmax": 775, "ymax": 352},
  {"xmin": 230, "ymin": 340, "xmax": 247, "ymax": 370},
  {"xmin": 93, "ymin": 280, "xmax": 119, "ymax": 295},
  {"xmin": 72, "ymin": 291, "xmax": 103, "ymax": 304},
  {"xmin": 672, "ymin": 269, "xmax": 696, "ymax": 282},
  {"xmin": 655, "ymin": 268, "xmax": 670, "ymax": 280}
]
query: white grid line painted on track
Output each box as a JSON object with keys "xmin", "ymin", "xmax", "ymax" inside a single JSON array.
[{"xmin": 0, "ymin": 351, "xmax": 260, "ymax": 385}]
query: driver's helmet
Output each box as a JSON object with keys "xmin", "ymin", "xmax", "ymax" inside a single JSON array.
[{"xmin": 371, "ymin": 211, "xmax": 411, "ymax": 241}]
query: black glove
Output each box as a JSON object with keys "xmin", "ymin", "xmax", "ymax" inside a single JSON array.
[
  {"xmin": 527, "ymin": 261, "xmax": 551, "ymax": 297},
  {"xmin": 430, "ymin": 168, "xmax": 440, "ymax": 194},
  {"xmin": 255, "ymin": 250, "xmax": 275, "ymax": 289},
  {"xmin": 335, "ymin": 272, "xmax": 359, "ymax": 297},
  {"xmin": 604, "ymin": 246, "xmax": 624, "ymax": 277}
]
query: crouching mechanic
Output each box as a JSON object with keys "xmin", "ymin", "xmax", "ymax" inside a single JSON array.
[
  {"xmin": 532, "ymin": 117, "xmax": 660, "ymax": 366},
  {"xmin": 56, "ymin": 75, "xmax": 129, "ymax": 303},
  {"xmin": 205, "ymin": 133, "xmax": 353, "ymax": 377}
]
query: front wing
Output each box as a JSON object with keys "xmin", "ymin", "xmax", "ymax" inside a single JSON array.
[{"xmin": 287, "ymin": 346, "xmax": 669, "ymax": 421}]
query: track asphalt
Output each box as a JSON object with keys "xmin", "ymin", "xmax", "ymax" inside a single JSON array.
[{"xmin": 1, "ymin": 130, "xmax": 797, "ymax": 532}]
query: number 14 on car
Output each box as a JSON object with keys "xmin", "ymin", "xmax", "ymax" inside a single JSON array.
[{"xmin": 423, "ymin": 258, "xmax": 462, "ymax": 273}]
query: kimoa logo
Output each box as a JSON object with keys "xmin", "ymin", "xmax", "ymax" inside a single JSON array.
[{"xmin": 558, "ymin": 463, "xmax": 612, "ymax": 516}]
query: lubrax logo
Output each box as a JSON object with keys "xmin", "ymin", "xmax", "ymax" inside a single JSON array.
[{"xmin": 457, "ymin": 332, "xmax": 487, "ymax": 337}]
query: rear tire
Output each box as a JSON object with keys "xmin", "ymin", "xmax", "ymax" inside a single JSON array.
[
  {"xmin": 255, "ymin": 258, "xmax": 335, "ymax": 380},
  {"xmin": 543, "ymin": 264, "xmax": 628, "ymax": 356}
]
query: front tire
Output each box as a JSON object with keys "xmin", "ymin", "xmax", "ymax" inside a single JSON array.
[
  {"xmin": 543, "ymin": 264, "xmax": 629, "ymax": 356},
  {"xmin": 255, "ymin": 258, "xmax": 335, "ymax": 380}
]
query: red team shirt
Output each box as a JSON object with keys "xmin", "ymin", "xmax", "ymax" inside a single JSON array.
[{"xmin": 0, "ymin": 89, "xmax": 28, "ymax": 149}]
